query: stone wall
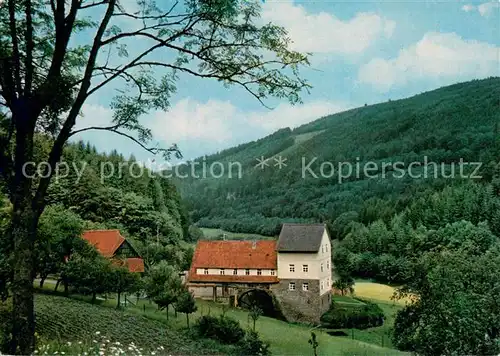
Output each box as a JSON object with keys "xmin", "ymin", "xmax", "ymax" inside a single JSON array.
[{"xmin": 270, "ymin": 279, "xmax": 330, "ymax": 324}]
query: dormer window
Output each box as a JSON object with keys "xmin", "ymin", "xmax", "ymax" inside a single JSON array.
[
  {"xmin": 257, "ymin": 269, "xmax": 262, "ymax": 276},
  {"xmin": 204, "ymin": 268, "xmax": 208, "ymax": 275},
  {"xmin": 245, "ymin": 269, "xmax": 250, "ymax": 275},
  {"xmin": 220, "ymin": 269, "xmax": 225, "ymax": 275},
  {"xmin": 233, "ymin": 269, "xmax": 238, "ymax": 275},
  {"xmin": 270, "ymin": 270, "xmax": 275, "ymax": 276}
]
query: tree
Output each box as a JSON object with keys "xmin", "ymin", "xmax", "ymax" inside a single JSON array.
[
  {"xmin": 393, "ymin": 246, "xmax": 500, "ymax": 355},
  {"xmin": 144, "ymin": 262, "xmax": 183, "ymax": 320},
  {"xmin": 35, "ymin": 205, "xmax": 83, "ymax": 288},
  {"xmin": 248, "ymin": 305, "xmax": 263, "ymax": 332},
  {"xmin": 174, "ymin": 289, "xmax": 197, "ymax": 329},
  {"xmin": 332, "ymin": 276, "xmax": 355, "ymax": 296},
  {"xmin": 108, "ymin": 265, "xmax": 140, "ymax": 309},
  {"xmin": 62, "ymin": 253, "xmax": 112, "ymax": 304},
  {"xmin": 0, "ymin": 0, "xmax": 309, "ymax": 352},
  {"xmin": 308, "ymin": 332, "xmax": 319, "ymax": 356}
]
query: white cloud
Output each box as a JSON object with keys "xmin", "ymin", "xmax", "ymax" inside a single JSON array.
[
  {"xmin": 358, "ymin": 32, "xmax": 500, "ymax": 92},
  {"xmin": 478, "ymin": 1, "xmax": 500, "ymax": 16},
  {"xmin": 461, "ymin": 2, "xmax": 499, "ymax": 16},
  {"xmin": 260, "ymin": 0, "xmax": 395, "ymax": 55},
  {"xmin": 461, "ymin": 4, "xmax": 476, "ymax": 12},
  {"xmin": 150, "ymin": 98, "xmax": 348, "ymax": 144}
]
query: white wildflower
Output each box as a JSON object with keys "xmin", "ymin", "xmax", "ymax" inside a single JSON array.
[{"xmin": 95, "ymin": 331, "xmax": 101, "ymax": 335}]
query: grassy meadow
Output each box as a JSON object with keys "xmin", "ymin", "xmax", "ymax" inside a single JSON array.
[{"xmin": 31, "ymin": 282, "xmax": 407, "ymax": 356}]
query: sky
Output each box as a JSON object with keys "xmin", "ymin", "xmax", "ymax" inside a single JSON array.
[{"xmin": 73, "ymin": 0, "xmax": 500, "ymax": 164}]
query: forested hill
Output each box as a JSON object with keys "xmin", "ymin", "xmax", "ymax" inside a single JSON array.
[
  {"xmin": 176, "ymin": 77, "xmax": 500, "ymax": 236},
  {"xmin": 0, "ymin": 137, "xmax": 194, "ymax": 255}
]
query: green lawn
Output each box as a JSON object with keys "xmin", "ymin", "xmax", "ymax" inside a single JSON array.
[
  {"xmin": 200, "ymin": 228, "xmax": 274, "ymax": 241},
  {"xmin": 33, "ymin": 284, "xmax": 406, "ymax": 356}
]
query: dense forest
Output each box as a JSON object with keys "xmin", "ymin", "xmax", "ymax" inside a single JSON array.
[
  {"xmin": 0, "ymin": 137, "xmax": 195, "ymax": 278},
  {"xmin": 177, "ymin": 77, "xmax": 499, "ymax": 237}
]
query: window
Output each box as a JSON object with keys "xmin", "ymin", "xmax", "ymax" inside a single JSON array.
[
  {"xmin": 321, "ymin": 263, "xmax": 324, "ymax": 272},
  {"xmin": 321, "ymin": 246, "xmax": 324, "ymax": 253},
  {"xmin": 326, "ymin": 244, "xmax": 328, "ymax": 252},
  {"xmin": 288, "ymin": 282, "xmax": 296, "ymax": 291},
  {"xmin": 302, "ymin": 283, "xmax": 309, "ymax": 291},
  {"xmin": 302, "ymin": 264, "xmax": 308, "ymax": 273},
  {"xmin": 220, "ymin": 269, "xmax": 225, "ymax": 275},
  {"xmin": 289, "ymin": 264, "xmax": 295, "ymax": 273},
  {"xmin": 257, "ymin": 269, "xmax": 262, "ymax": 276},
  {"xmin": 245, "ymin": 269, "xmax": 250, "ymax": 275},
  {"xmin": 233, "ymin": 269, "xmax": 238, "ymax": 275},
  {"xmin": 204, "ymin": 268, "xmax": 209, "ymax": 275},
  {"xmin": 327, "ymin": 261, "xmax": 330, "ymax": 269},
  {"xmin": 327, "ymin": 279, "xmax": 330, "ymax": 287},
  {"xmin": 320, "ymin": 281, "xmax": 324, "ymax": 290},
  {"xmin": 270, "ymin": 270, "xmax": 275, "ymax": 276}
]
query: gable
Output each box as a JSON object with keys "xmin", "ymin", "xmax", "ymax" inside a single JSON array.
[
  {"xmin": 82, "ymin": 230, "xmax": 125, "ymax": 257},
  {"xmin": 276, "ymin": 223, "xmax": 326, "ymax": 252}
]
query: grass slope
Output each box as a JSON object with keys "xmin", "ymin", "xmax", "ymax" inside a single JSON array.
[
  {"xmin": 33, "ymin": 290, "xmax": 406, "ymax": 356},
  {"xmin": 34, "ymin": 293, "xmax": 234, "ymax": 355}
]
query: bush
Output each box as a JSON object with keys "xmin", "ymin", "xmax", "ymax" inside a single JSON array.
[
  {"xmin": 320, "ymin": 300, "xmax": 384, "ymax": 330},
  {"xmin": 238, "ymin": 330, "xmax": 271, "ymax": 356},
  {"xmin": 195, "ymin": 315, "xmax": 245, "ymax": 344}
]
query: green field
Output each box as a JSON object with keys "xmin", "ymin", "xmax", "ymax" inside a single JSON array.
[
  {"xmin": 200, "ymin": 227, "xmax": 274, "ymax": 241},
  {"xmin": 31, "ymin": 286, "xmax": 406, "ymax": 356}
]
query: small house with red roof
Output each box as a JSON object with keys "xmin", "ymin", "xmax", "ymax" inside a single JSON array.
[{"xmin": 82, "ymin": 230, "xmax": 144, "ymax": 273}]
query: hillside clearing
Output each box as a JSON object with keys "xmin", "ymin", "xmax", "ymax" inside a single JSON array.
[{"xmin": 353, "ymin": 282, "xmax": 414, "ymax": 305}]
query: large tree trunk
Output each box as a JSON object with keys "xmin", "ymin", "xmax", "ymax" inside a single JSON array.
[{"xmin": 9, "ymin": 206, "xmax": 38, "ymax": 355}]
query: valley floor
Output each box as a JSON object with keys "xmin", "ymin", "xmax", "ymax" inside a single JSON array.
[{"xmin": 27, "ymin": 281, "xmax": 408, "ymax": 356}]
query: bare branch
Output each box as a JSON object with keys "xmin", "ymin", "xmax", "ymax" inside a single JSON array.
[
  {"xmin": 34, "ymin": 0, "xmax": 117, "ymax": 210},
  {"xmin": 79, "ymin": 0, "xmax": 108, "ymax": 10},
  {"xmin": 24, "ymin": 0, "xmax": 35, "ymax": 96},
  {"xmin": 7, "ymin": 0, "xmax": 21, "ymax": 96},
  {"xmin": 70, "ymin": 126, "xmax": 180, "ymax": 157}
]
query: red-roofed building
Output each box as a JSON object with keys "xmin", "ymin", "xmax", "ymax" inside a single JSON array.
[
  {"xmin": 187, "ymin": 223, "xmax": 333, "ymax": 324},
  {"xmin": 82, "ymin": 230, "xmax": 144, "ymax": 273},
  {"xmin": 187, "ymin": 240, "xmax": 278, "ymax": 301}
]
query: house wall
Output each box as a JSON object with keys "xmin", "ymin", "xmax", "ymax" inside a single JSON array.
[
  {"xmin": 276, "ymin": 229, "xmax": 332, "ymax": 296},
  {"xmin": 270, "ymin": 279, "xmax": 331, "ymax": 324},
  {"xmin": 195, "ymin": 268, "xmax": 276, "ymax": 276}
]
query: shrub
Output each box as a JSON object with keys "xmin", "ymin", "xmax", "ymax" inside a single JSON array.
[
  {"xmin": 195, "ymin": 315, "xmax": 245, "ymax": 344},
  {"xmin": 320, "ymin": 300, "xmax": 384, "ymax": 330},
  {"xmin": 238, "ymin": 330, "xmax": 271, "ymax": 356}
]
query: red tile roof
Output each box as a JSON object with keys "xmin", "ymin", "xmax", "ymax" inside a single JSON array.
[
  {"xmin": 82, "ymin": 230, "xmax": 125, "ymax": 257},
  {"xmin": 82, "ymin": 230, "xmax": 144, "ymax": 273},
  {"xmin": 113, "ymin": 258, "xmax": 145, "ymax": 273},
  {"xmin": 188, "ymin": 240, "xmax": 278, "ymax": 284}
]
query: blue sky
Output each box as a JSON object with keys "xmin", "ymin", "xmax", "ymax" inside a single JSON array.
[{"xmin": 73, "ymin": 0, "xmax": 500, "ymax": 164}]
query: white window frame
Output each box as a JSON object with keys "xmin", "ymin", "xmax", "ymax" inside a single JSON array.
[
  {"xmin": 233, "ymin": 269, "xmax": 238, "ymax": 275},
  {"xmin": 289, "ymin": 264, "xmax": 295, "ymax": 273},
  {"xmin": 302, "ymin": 264, "xmax": 308, "ymax": 273},
  {"xmin": 245, "ymin": 269, "xmax": 250, "ymax": 275},
  {"xmin": 204, "ymin": 268, "xmax": 209, "ymax": 275},
  {"xmin": 220, "ymin": 269, "xmax": 225, "ymax": 275},
  {"xmin": 302, "ymin": 283, "xmax": 309, "ymax": 291},
  {"xmin": 289, "ymin": 282, "xmax": 296, "ymax": 291},
  {"xmin": 270, "ymin": 270, "xmax": 275, "ymax": 276},
  {"xmin": 257, "ymin": 269, "xmax": 262, "ymax": 276}
]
